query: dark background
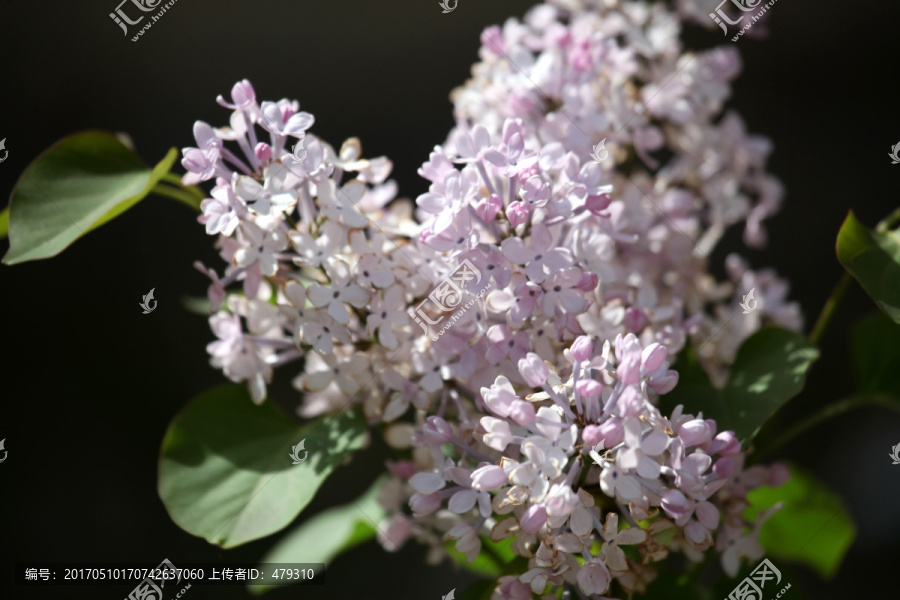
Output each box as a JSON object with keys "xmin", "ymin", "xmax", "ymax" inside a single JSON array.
[{"xmin": 1, "ymin": 0, "xmax": 898, "ymax": 598}]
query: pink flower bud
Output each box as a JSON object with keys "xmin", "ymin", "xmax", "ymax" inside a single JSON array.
[
  {"xmin": 518, "ymin": 352, "xmax": 549, "ymax": 387},
  {"xmin": 710, "ymin": 431, "xmax": 740, "ymax": 456},
  {"xmin": 576, "ymin": 271, "xmax": 599, "ymax": 292},
  {"xmin": 712, "ymin": 456, "xmax": 737, "ymax": 478},
  {"xmin": 570, "ymin": 336, "xmax": 594, "ymax": 362},
  {"xmin": 509, "ymin": 400, "xmax": 536, "ymax": 426},
  {"xmin": 254, "ymin": 142, "xmax": 272, "ymax": 163},
  {"xmin": 576, "ymin": 379, "xmax": 604, "ymax": 399},
  {"xmin": 598, "ymin": 418, "xmax": 624, "ymax": 447},
  {"xmin": 649, "ymin": 370, "xmax": 679, "ymax": 394},
  {"xmin": 422, "ymin": 416, "xmax": 454, "ymax": 444},
  {"xmin": 624, "ymin": 307, "xmax": 648, "ymax": 332},
  {"xmin": 641, "ymin": 343, "xmax": 667, "ymax": 372},
  {"xmin": 471, "ymin": 464, "xmax": 508, "ymax": 491},
  {"xmin": 389, "ymin": 460, "xmax": 417, "ymax": 480},
  {"xmin": 661, "ymin": 489, "xmax": 691, "ymax": 520},
  {"xmin": 582, "ymin": 425, "xmax": 604, "ymax": 447},
  {"xmin": 617, "ymin": 352, "xmax": 641, "ymax": 386},
  {"xmin": 519, "ymin": 504, "xmax": 547, "ymax": 534},
  {"xmin": 506, "ymin": 201, "xmax": 530, "ymax": 227},
  {"xmin": 586, "ymin": 193, "xmax": 611, "ymax": 215},
  {"xmin": 678, "ymin": 419, "xmax": 712, "ymax": 447},
  {"xmin": 475, "ymin": 193, "xmax": 503, "ymax": 222}
]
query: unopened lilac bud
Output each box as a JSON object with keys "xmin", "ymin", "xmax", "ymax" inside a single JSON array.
[
  {"xmin": 471, "ymin": 464, "xmax": 508, "ymax": 491},
  {"xmin": 255, "ymin": 142, "xmax": 272, "ymax": 163},
  {"xmin": 518, "ymin": 352, "xmax": 549, "ymax": 387},
  {"xmin": 575, "ymin": 379, "xmax": 603, "ymax": 398},
  {"xmin": 476, "ymin": 193, "xmax": 503, "ymax": 222},
  {"xmin": 509, "ymin": 400, "xmax": 536, "ymax": 426},
  {"xmin": 710, "ymin": 431, "xmax": 740, "ymax": 456},
  {"xmin": 712, "ymin": 456, "xmax": 737, "ymax": 478},
  {"xmin": 586, "ymin": 193, "xmax": 611, "ymax": 215},
  {"xmin": 571, "ymin": 336, "xmax": 594, "ymax": 362},
  {"xmin": 661, "ymin": 489, "xmax": 690, "ymax": 520},
  {"xmin": 641, "ymin": 343, "xmax": 667, "ymax": 372},
  {"xmin": 410, "ymin": 492, "xmax": 442, "ymax": 517},
  {"xmin": 389, "ymin": 460, "xmax": 417, "ymax": 480},
  {"xmin": 678, "ymin": 419, "xmax": 711, "ymax": 447},
  {"xmin": 649, "ymin": 370, "xmax": 679, "ymax": 394},
  {"xmin": 598, "ymin": 418, "xmax": 624, "ymax": 447},
  {"xmin": 576, "ymin": 271, "xmax": 599, "ymax": 292},
  {"xmin": 623, "ymin": 307, "xmax": 648, "ymax": 332},
  {"xmin": 582, "ymin": 425, "xmax": 604, "ymax": 447},
  {"xmin": 423, "ymin": 416, "xmax": 454, "ymax": 444},
  {"xmin": 617, "ymin": 352, "xmax": 641, "ymax": 385},
  {"xmin": 506, "ymin": 201, "xmax": 530, "ymax": 227},
  {"xmin": 519, "ymin": 504, "xmax": 547, "ymax": 534}
]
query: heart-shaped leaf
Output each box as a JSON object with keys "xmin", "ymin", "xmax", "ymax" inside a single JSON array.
[
  {"xmin": 3, "ymin": 131, "xmax": 177, "ymax": 264},
  {"xmin": 158, "ymin": 384, "xmax": 366, "ymax": 548},
  {"xmin": 851, "ymin": 312, "xmax": 900, "ymax": 396},
  {"xmin": 837, "ymin": 211, "xmax": 900, "ymax": 323},
  {"xmin": 661, "ymin": 328, "xmax": 819, "ymax": 443},
  {"xmin": 249, "ymin": 475, "xmax": 388, "ymax": 595},
  {"xmin": 745, "ymin": 464, "xmax": 855, "ymax": 579}
]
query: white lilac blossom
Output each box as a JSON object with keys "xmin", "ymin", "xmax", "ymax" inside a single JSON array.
[{"xmin": 185, "ymin": 1, "xmax": 799, "ymax": 595}]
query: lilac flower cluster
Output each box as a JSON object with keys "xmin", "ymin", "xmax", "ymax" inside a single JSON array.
[{"xmin": 183, "ymin": 1, "xmax": 800, "ymax": 597}]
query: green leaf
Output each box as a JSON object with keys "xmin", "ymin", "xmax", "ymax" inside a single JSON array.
[
  {"xmin": 158, "ymin": 384, "xmax": 366, "ymax": 548},
  {"xmin": 249, "ymin": 475, "xmax": 388, "ymax": 595},
  {"xmin": 851, "ymin": 312, "xmax": 900, "ymax": 396},
  {"xmin": 837, "ymin": 210, "xmax": 900, "ymax": 323},
  {"xmin": 642, "ymin": 568, "xmax": 710, "ymax": 600},
  {"xmin": 445, "ymin": 536, "xmax": 518, "ymax": 578},
  {"xmin": 457, "ymin": 580, "xmax": 498, "ymax": 600},
  {"xmin": 3, "ymin": 131, "xmax": 177, "ymax": 264},
  {"xmin": 0, "ymin": 206, "xmax": 9, "ymax": 239},
  {"xmin": 661, "ymin": 328, "xmax": 819, "ymax": 443},
  {"xmin": 745, "ymin": 465, "xmax": 855, "ymax": 579}
]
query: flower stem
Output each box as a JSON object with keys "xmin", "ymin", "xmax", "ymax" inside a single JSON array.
[
  {"xmin": 757, "ymin": 394, "xmax": 900, "ymax": 458},
  {"xmin": 808, "ymin": 271, "xmax": 852, "ymax": 346},
  {"xmin": 161, "ymin": 173, "xmax": 206, "ymax": 202},
  {"xmin": 151, "ymin": 183, "xmax": 203, "ymax": 212}
]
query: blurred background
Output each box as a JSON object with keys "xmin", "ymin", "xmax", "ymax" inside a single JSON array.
[{"xmin": 1, "ymin": 0, "xmax": 898, "ymax": 598}]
